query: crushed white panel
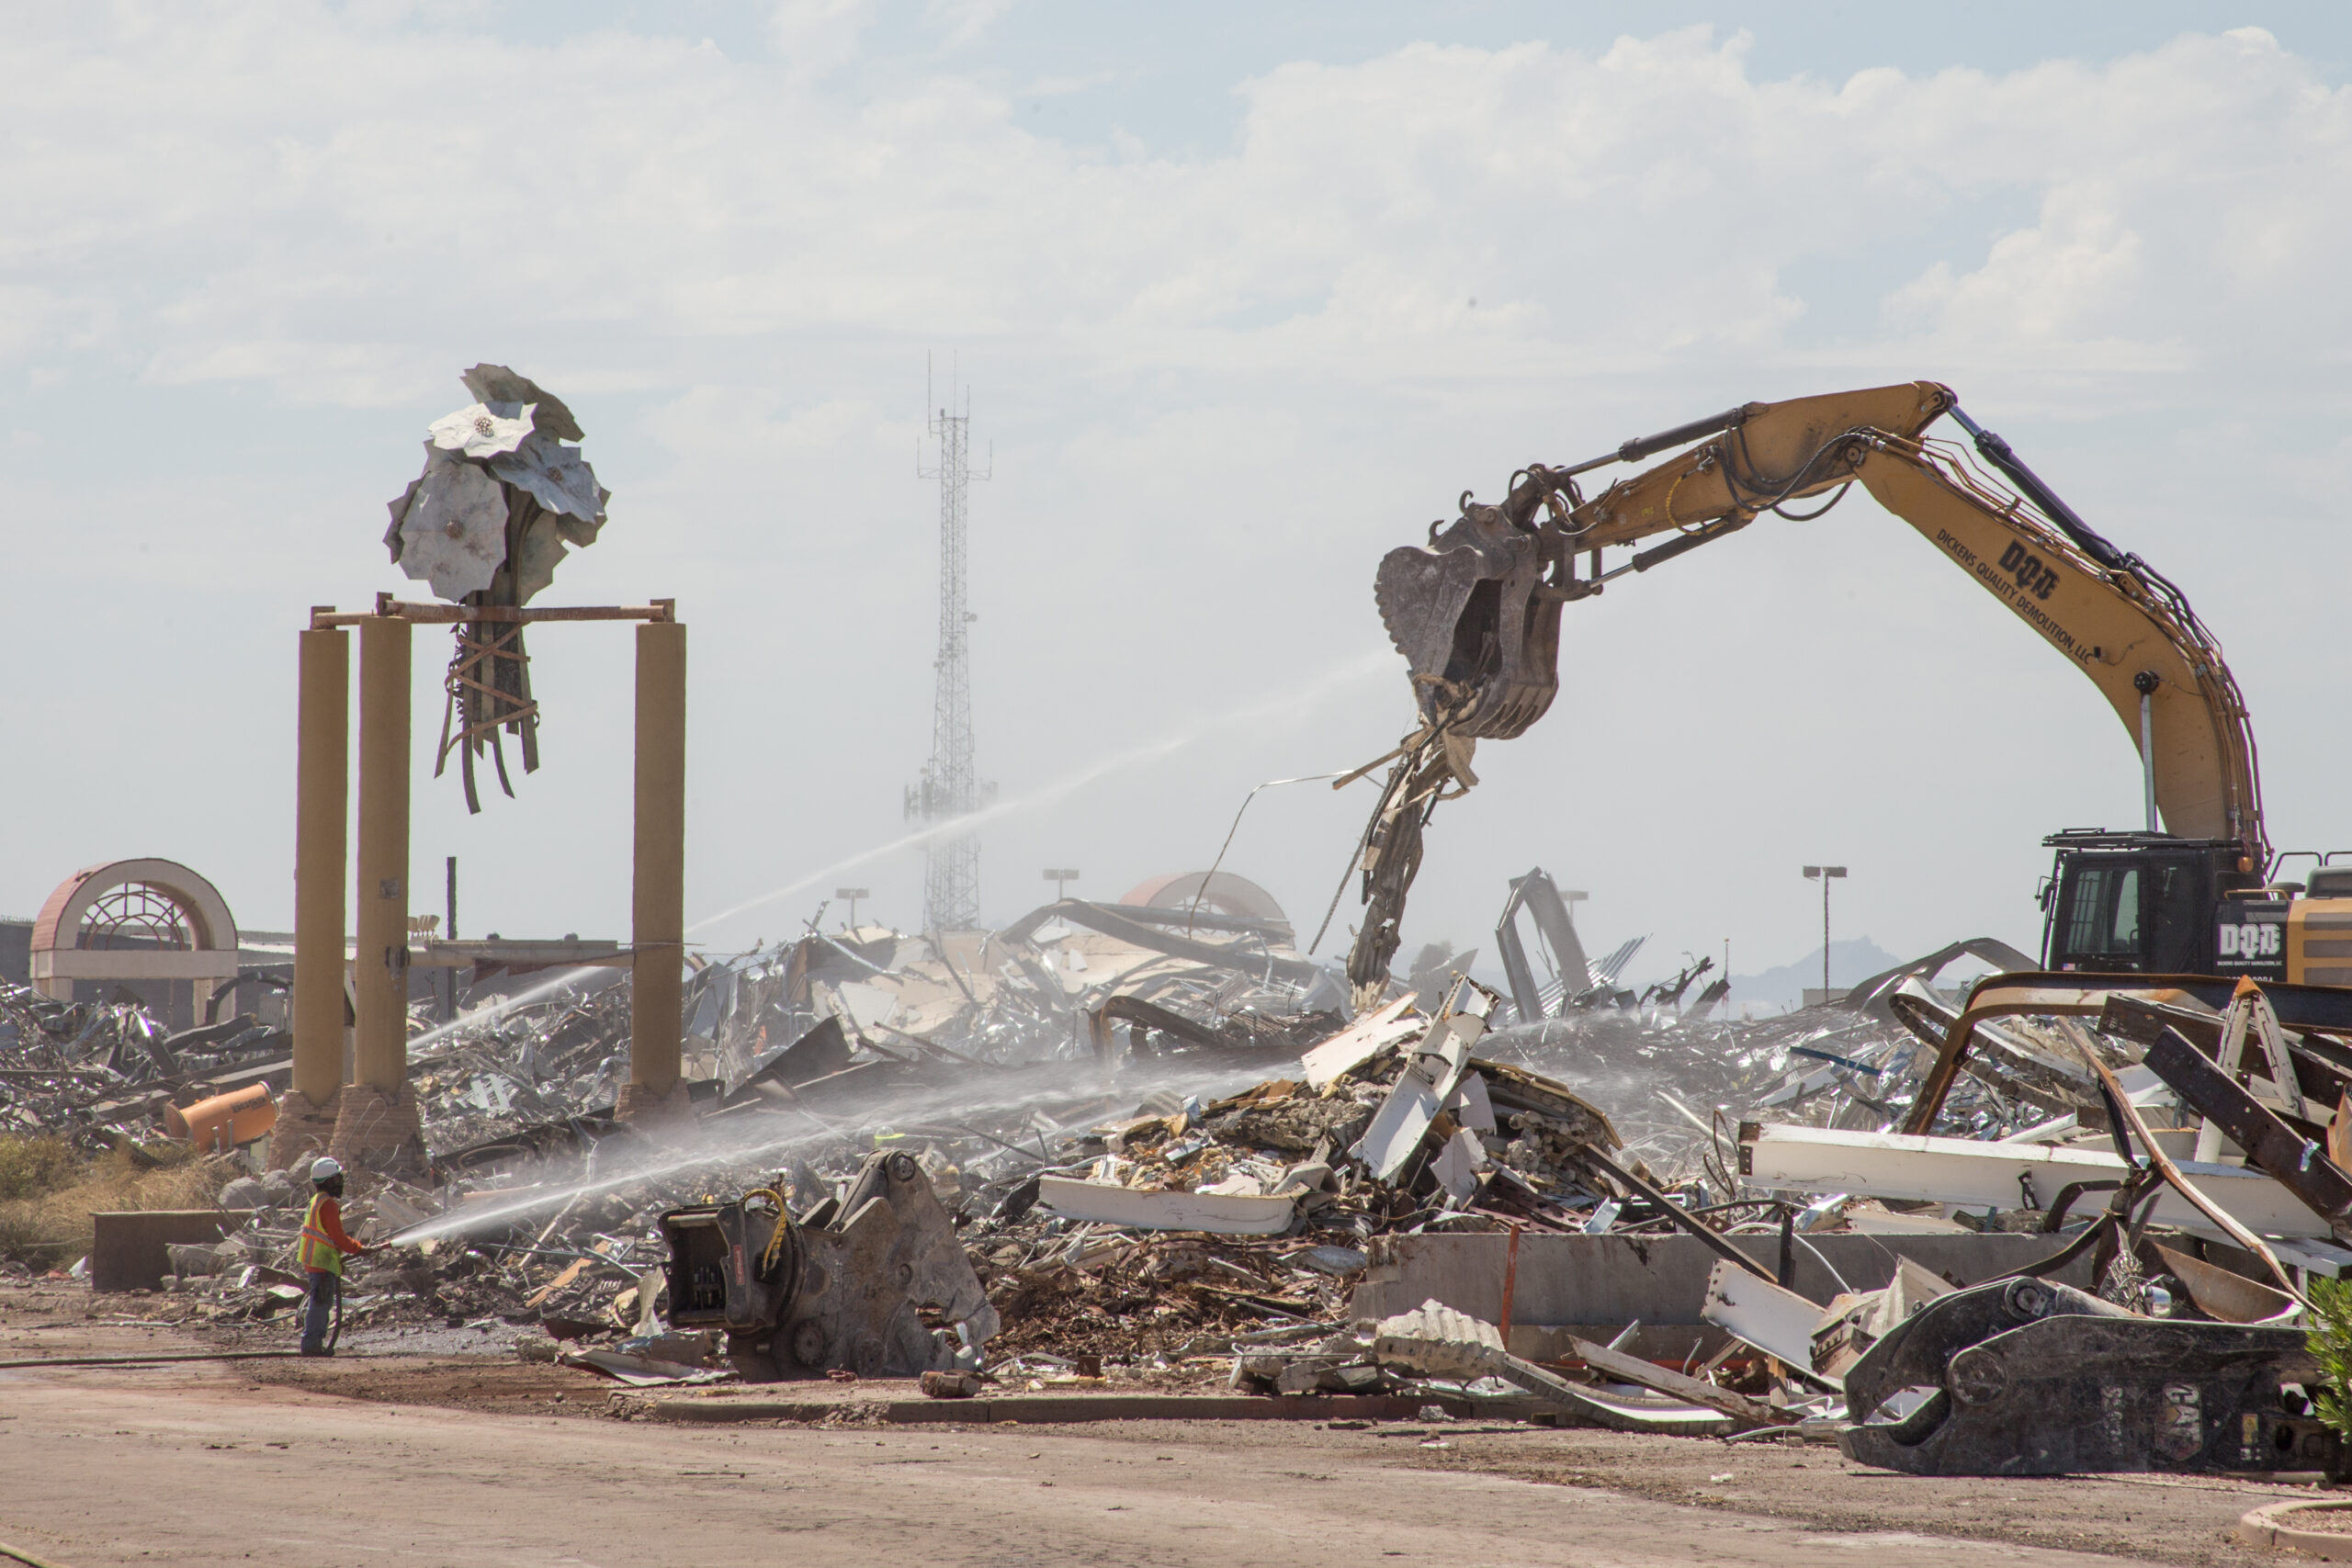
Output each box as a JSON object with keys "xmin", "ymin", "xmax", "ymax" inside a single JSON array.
[
  {"xmin": 1272, "ymin": 1159, "xmax": 1333, "ymax": 1195},
  {"xmin": 1444, "ymin": 1071, "xmax": 1497, "ymax": 1134},
  {"xmin": 1575, "ymin": 1383, "xmax": 1743, "ymax": 1430},
  {"xmin": 1351, "ymin": 1010, "xmax": 1480, "ymax": 1183},
  {"xmin": 1298, "ymin": 996, "xmax": 1421, "ymax": 1089},
  {"xmin": 831, "ymin": 981, "xmax": 900, "ymax": 1032},
  {"xmin": 1747, "ymin": 1122, "xmax": 2330, "ymax": 1242},
  {"xmin": 1371, "ymin": 1297, "xmax": 1502, "ymax": 1380},
  {"xmin": 1035, "ymin": 1176, "xmax": 1297, "ymax": 1236},
  {"xmin": 1700, "ymin": 1259, "xmax": 1830, "ymax": 1382},
  {"xmin": 1430, "ymin": 1127, "xmax": 1488, "ymax": 1207},
  {"xmin": 2114, "ymin": 1063, "xmax": 2182, "ymax": 1111},
  {"xmin": 1995, "ymin": 1114, "xmax": 2079, "ymax": 1145}
]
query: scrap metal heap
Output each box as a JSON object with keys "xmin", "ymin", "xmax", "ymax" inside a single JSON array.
[
  {"xmin": 23, "ymin": 866, "xmax": 2352, "ymax": 1477},
  {"xmin": 429, "ymin": 960, "xmax": 2352, "ymax": 1476},
  {"xmin": 0, "ymin": 981, "xmax": 285, "ymax": 1146},
  {"xmin": 404, "ymin": 891, "xmax": 1345, "ymax": 1157},
  {"xmin": 1124, "ymin": 975, "xmax": 2352, "ymax": 1480}
]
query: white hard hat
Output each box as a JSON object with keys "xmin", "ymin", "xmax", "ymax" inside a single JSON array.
[{"xmin": 310, "ymin": 1156, "xmax": 344, "ymax": 1182}]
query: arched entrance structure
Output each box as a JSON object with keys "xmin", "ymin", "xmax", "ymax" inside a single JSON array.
[
  {"xmin": 1118, "ymin": 872, "xmax": 1292, "ymax": 942},
  {"xmin": 29, "ymin": 859, "xmax": 242, "ymax": 1022}
]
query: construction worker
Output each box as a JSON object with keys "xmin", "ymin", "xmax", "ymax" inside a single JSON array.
[{"xmin": 297, "ymin": 1156, "xmax": 367, "ymax": 1357}]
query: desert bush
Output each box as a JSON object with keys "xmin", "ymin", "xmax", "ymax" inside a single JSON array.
[
  {"xmin": 0, "ymin": 1135, "xmax": 81, "ymax": 1201},
  {"xmin": 0, "ymin": 1142, "xmax": 234, "ymax": 1268}
]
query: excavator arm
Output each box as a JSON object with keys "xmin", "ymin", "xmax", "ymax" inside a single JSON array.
[{"xmin": 1371, "ymin": 382, "xmax": 2267, "ymax": 861}]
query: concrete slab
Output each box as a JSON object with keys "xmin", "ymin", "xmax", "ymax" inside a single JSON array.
[
  {"xmin": 1356, "ymin": 1230, "xmax": 2098, "ymax": 1355},
  {"xmin": 88, "ymin": 1210, "xmax": 253, "ymax": 1292}
]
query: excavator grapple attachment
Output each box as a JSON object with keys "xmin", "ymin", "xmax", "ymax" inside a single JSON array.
[
  {"xmin": 1840, "ymin": 1277, "xmax": 2329, "ymax": 1476},
  {"xmin": 661, "ymin": 1150, "xmax": 998, "ymax": 1380},
  {"xmin": 1374, "ymin": 503, "xmax": 1561, "ymax": 739}
]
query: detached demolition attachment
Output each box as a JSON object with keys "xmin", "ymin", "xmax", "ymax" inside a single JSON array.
[
  {"xmin": 1840, "ymin": 1277, "xmax": 2330, "ymax": 1477},
  {"xmin": 660, "ymin": 1151, "xmax": 999, "ymax": 1380}
]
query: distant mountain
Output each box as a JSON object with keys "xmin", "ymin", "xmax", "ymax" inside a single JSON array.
[{"xmin": 1727, "ymin": 936, "xmax": 1905, "ymax": 1012}]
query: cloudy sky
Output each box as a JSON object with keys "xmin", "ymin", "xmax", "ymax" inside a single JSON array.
[{"xmin": 5, "ymin": 3, "xmax": 2349, "ymax": 990}]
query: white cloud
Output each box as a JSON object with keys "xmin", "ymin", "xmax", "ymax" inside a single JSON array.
[
  {"xmin": 6, "ymin": 17, "xmax": 2346, "ymax": 394},
  {"xmin": 4, "ymin": 10, "xmax": 2351, "ymax": 973},
  {"xmin": 770, "ymin": 0, "xmax": 876, "ymax": 79},
  {"xmin": 1885, "ymin": 192, "xmax": 2165, "ymax": 363},
  {"xmin": 925, "ymin": 0, "xmax": 1013, "ymax": 51}
]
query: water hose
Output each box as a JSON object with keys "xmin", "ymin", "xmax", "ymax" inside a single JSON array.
[{"xmin": 0, "ymin": 1537, "xmax": 78, "ymax": 1568}]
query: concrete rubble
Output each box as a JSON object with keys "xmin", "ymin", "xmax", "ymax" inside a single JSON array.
[{"xmin": 15, "ymin": 869, "xmax": 2352, "ymax": 1482}]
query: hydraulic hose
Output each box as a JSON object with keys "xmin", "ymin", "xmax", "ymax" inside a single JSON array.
[{"xmin": 1946, "ymin": 404, "xmax": 2131, "ymax": 572}]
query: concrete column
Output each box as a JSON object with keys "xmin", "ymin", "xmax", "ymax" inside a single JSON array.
[
  {"xmin": 352, "ymin": 615, "xmax": 412, "ymax": 1093},
  {"xmin": 626, "ymin": 619, "xmax": 687, "ymax": 1113},
  {"xmin": 291, "ymin": 628, "xmax": 349, "ymax": 1110},
  {"xmin": 333, "ymin": 615, "xmax": 424, "ymax": 1178}
]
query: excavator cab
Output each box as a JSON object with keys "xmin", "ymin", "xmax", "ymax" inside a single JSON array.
[
  {"xmin": 2040, "ymin": 833, "xmax": 2245, "ymax": 975},
  {"xmin": 2033, "ymin": 828, "xmax": 2352, "ymax": 987}
]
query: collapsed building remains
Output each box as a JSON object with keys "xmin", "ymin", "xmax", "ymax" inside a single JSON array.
[{"xmin": 16, "ymin": 846, "xmax": 2352, "ymax": 1481}]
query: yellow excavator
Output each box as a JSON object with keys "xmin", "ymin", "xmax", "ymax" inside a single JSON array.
[{"xmin": 1359, "ymin": 382, "xmax": 2351, "ymax": 997}]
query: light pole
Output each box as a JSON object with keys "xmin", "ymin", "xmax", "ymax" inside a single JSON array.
[
  {"xmin": 834, "ymin": 887, "xmax": 870, "ymax": 929},
  {"xmin": 1045, "ymin": 868, "xmax": 1080, "ymax": 901},
  {"xmin": 1803, "ymin": 865, "xmax": 1847, "ymax": 1003}
]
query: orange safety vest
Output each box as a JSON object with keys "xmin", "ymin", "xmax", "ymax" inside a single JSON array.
[{"xmin": 298, "ymin": 1192, "xmax": 345, "ymax": 1276}]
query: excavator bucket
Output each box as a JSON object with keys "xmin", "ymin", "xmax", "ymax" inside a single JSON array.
[{"xmin": 1374, "ymin": 503, "xmax": 1561, "ymax": 739}]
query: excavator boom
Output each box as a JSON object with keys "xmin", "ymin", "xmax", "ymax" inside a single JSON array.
[
  {"xmin": 1372, "ymin": 382, "xmax": 2267, "ymax": 862},
  {"xmin": 1848, "ymin": 435, "xmax": 2261, "ymax": 856}
]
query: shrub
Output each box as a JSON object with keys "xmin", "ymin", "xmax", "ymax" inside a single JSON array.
[
  {"xmin": 2309, "ymin": 1274, "xmax": 2352, "ymax": 1442},
  {"xmin": 0, "ymin": 1142, "xmax": 233, "ymax": 1269},
  {"xmin": 0, "ymin": 1135, "xmax": 81, "ymax": 1201}
]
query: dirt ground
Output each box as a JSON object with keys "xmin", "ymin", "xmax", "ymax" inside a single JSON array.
[{"xmin": 0, "ymin": 1277, "xmax": 2323, "ymax": 1567}]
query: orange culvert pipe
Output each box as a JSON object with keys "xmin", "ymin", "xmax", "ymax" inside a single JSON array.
[{"xmin": 164, "ymin": 1083, "xmax": 277, "ymax": 1152}]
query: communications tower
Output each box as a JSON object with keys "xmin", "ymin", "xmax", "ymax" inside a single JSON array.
[{"xmin": 905, "ymin": 366, "xmax": 989, "ymax": 931}]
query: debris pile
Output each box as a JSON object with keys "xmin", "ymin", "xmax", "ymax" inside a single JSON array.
[
  {"xmin": 400, "ymin": 887, "xmax": 1350, "ymax": 1160},
  {"xmin": 145, "ymin": 1158, "xmax": 665, "ymax": 1354},
  {"xmin": 408, "ymin": 979, "xmax": 635, "ymax": 1154},
  {"xmin": 1248, "ymin": 973, "xmax": 2352, "ymax": 1474},
  {"xmin": 976, "ymin": 1235, "xmax": 1367, "ymax": 1361},
  {"xmin": 684, "ymin": 895, "xmax": 1342, "ymax": 1077},
  {"xmin": 21, "ymin": 852, "xmax": 2352, "ymax": 1482},
  {"xmin": 1478, "ymin": 1007, "xmax": 1908, "ymax": 1172},
  {"xmin": 0, "ymin": 982, "xmax": 283, "ymax": 1146}
]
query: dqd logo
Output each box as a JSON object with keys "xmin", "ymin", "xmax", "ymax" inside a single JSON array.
[
  {"xmin": 1998, "ymin": 541, "xmax": 2059, "ymax": 602},
  {"xmin": 2214, "ymin": 903, "xmax": 2289, "ymax": 979},
  {"xmin": 2216, "ymin": 922, "xmax": 2282, "ymax": 959}
]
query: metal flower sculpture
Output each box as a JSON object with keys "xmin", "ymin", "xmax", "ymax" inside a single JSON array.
[{"xmin": 384, "ymin": 366, "xmax": 610, "ymax": 811}]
